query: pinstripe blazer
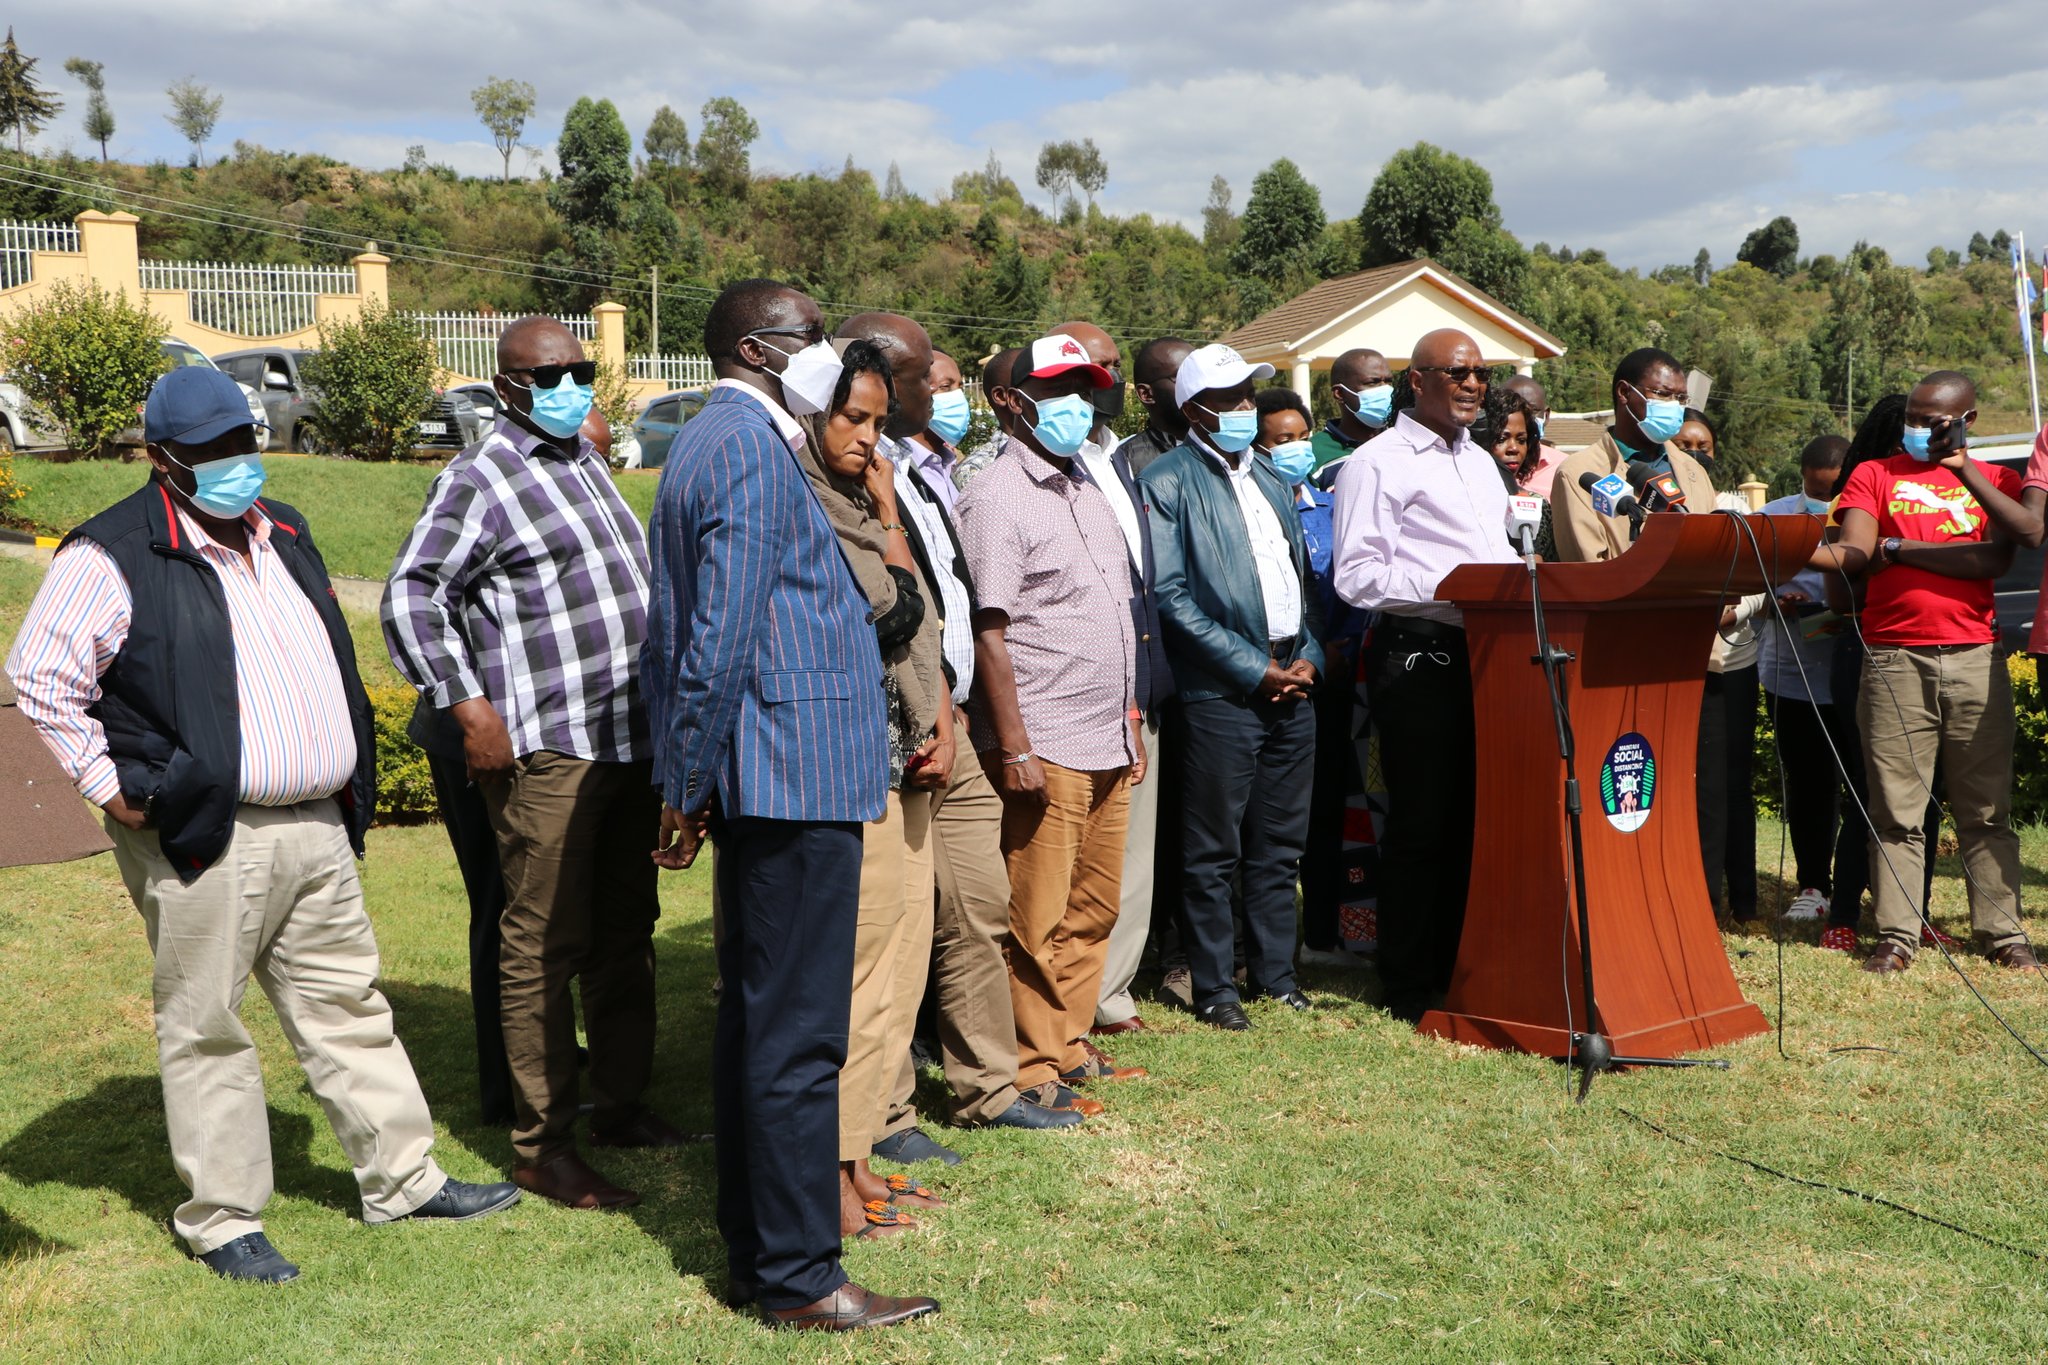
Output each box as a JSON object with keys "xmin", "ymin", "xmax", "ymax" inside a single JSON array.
[{"xmin": 641, "ymin": 385, "xmax": 888, "ymax": 822}]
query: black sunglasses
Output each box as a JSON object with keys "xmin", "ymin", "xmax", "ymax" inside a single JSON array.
[
  {"xmin": 1414, "ymin": 365, "xmax": 1493, "ymax": 385},
  {"xmin": 504, "ymin": 360, "xmax": 598, "ymax": 388}
]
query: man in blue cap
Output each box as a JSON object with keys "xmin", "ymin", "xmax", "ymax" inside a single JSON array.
[{"xmin": 5, "ymin": 365, "xmax": 519, "ymax": 1284}]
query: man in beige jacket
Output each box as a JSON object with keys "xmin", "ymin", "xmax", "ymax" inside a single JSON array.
[{"xmin": 1549, "ymin": 347, "xmax": 1715, "ymax": 561}]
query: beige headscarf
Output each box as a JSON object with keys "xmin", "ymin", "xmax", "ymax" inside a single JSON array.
[{"xmin": 795, "ymin": 353, "xmax": 945, "ymax": 750}]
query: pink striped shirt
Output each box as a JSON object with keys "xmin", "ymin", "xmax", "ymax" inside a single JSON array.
[{"xmin": 5, "ymin": 502, "xmax": 356, "ymax": 808}]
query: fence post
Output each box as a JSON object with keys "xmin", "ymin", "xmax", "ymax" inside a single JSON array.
[
  {"xmin": 76, "ymin": 210, "xmax": 141, "ymax": 299},
  {"xmin": 593, "ymin": 300, "xmax": 626, "ymax": 374},
  {"xmin": 352, "ymin": 247, "xmax": 390, "ymax": 309}
]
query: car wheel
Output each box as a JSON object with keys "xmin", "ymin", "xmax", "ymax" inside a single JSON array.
[
  {"xmin": 298, "ymin": 423, "xmax": 328, "ymax": 456},
  {"xmin": 0, "ymin": 422, "xmax": 14, "ymax": 453}
]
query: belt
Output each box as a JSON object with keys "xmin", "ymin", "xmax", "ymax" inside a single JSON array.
[
  {"xmin": 1375, "ymin": 615, "xmax": 1463, "ymax": 643},
  {"xmin": 1268, "ymin": 639, "xmax": 1296, "ymax": 659}
]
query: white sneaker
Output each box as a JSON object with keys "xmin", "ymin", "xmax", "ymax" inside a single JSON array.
[
  {"xmin": 1785, "ymin": 888, "xmax": 1827, "ymax": 921},
  {"xmin": 1298, "ymin": 946, "xmax": 1369, "ymax": 971}
]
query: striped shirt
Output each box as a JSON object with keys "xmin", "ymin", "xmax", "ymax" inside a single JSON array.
[
  {"xmin": 6, "ymin": 504, "xmax": 356, "ymax": 807},
  {"xmin": 383, "ymin": 421, "xmax": 652, "ymax": 763}
]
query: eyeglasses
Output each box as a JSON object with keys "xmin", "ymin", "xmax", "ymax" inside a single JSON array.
[
  {"xmin": 503, "ymin": 360, "xmax": 598, "ymax": 388},
  {"xmin": 1413, "ymin": 365, "xmax": 1493, "ymax": 385},
  {"xmin": 747, "ymin": 324, "xmax": 826, "ymax": 347},
  {"xmin": 1624, "ymin": 379, "xmax": 1689, "ymax": 404}
]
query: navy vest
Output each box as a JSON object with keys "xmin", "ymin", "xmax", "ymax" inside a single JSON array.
[{"xmin": 62, "ymin": 480, "xmax": 375, "ymax": 882}]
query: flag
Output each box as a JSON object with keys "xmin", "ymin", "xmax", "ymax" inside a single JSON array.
[{"xmin": 2017, "ymin": 242, "xmax": 2040, "ymax": 307}]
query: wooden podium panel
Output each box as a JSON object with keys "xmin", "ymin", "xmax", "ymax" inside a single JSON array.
[{"xmin": 1416, "ymin": 513, "xmax": 1821, "ymax": 1058}]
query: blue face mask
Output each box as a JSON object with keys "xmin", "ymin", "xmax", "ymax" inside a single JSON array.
[
  {"xmin": 1532, "ymin": 415, "xmax": 1547, "ymax": 441},
  {"xmin": 1023, "ymin": 393, "xmax": 1096, "ymax": 457},
  {"xmin": 929, "ymin": 389, "xmax": 971, "ymax": 445},
  {"xmin": 1347, "ymin": 383, "xmax": 1394, "ymax": 427},
  {"xmin": 1268, "ymin": 440, "xmax": 1316, "ymax": 485},
  {"xmin": 1803, "ymin": 495, "xmax": 1831, "ymax": 515},
  {"xmin": 516, "ymin": 372, "xmax": 596, "ymax": 439},
  {"xmin": 171, "ymin": 449, "xmax": 266, "ymax": 518},
  {"xmin": 1200, "ymin": 405, "xmax": 1260, "ymax": 453},
  {"xmin": 1628, "ymin": 383, "xmax": 1687, "ymax": 444},
  {"xmin": 1900, "ymin": 425, "xmax": 1935, "ymax": 462}
]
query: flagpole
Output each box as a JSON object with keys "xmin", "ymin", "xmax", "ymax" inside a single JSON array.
[{"xmin": 2017, "ymin": 231, "xmax": 2042, "ymax": 433}]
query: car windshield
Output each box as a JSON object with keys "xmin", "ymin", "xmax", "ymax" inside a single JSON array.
[{"xmin": 162, "ymin": 344, "xmax": 215, "ymax": 369}]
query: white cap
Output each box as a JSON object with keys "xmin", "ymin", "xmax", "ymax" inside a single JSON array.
[
  {"xmin": 1018, "ymin": 334, "xmax": 1115, "ymax": 388},
  {"xmin": 1174, "ymin": 342, "xmax": 1276, "ymax": 409}
]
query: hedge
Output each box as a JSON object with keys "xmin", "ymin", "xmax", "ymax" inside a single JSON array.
[{"xmin": 367, "ymin": 682, "xmax": 438, "ymax": 822}]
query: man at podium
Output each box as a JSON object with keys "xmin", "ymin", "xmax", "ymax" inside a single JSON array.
[
  {"xmin": 1329, "ymin": 329, "xmax": 1517, "ymax": 1021},
  {"xmin": 1550, "ymin": 348, "xmax": 1716, "ymax": 561}
]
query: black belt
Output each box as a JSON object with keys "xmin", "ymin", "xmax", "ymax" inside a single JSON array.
[
  {"xmin": 1268, "ymin": 639, "xmax": 1296, "ymax": 659},
  {"xmin": 1376, "ymin": 615, "xmax": 1463, "ymax": 643}
]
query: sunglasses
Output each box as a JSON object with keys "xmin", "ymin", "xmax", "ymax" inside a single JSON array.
[
  {"xmin": 504, "ymin": 360, "xmax": 598, "ymax": 388},
  {"xmin": 1414, "ymin": 365, "xmax": 1493, "ymax": 386}
]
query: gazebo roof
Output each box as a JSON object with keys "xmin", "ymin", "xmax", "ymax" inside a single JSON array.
[{"xmin": 1221, "ymin": 258, "xmax": 1566, "ymax": 364}]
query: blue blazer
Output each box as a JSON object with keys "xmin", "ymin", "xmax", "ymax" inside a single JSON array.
[{"xmin": 641, "ymin": 386, "xmax": 888, "ymax": 822}]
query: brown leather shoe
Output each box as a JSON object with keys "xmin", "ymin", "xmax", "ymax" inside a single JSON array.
[
  {"xmin": 512, "ymin": 1153, "xmax": 641, "ymax": 1209},
  {"xmin": 1074, "ymin": 1039, "xmax": 1148, "ymax": 1081},
  {"xmin": 1862, "ymin": 943, "xmax": 1914, "ymax": 974},
  {"xmin": 590, "ymin": 1110, "xmax": 710, "ymax": 1148},
  {"xmin": 1090, "ymin": 1016, "xmax": 1146, "ymax": 1036},
  {"xmin": 1023, "ymin": 1081, "xmax": 1103, "ymax": 1117},
  {"xmin": 763, "ymin": 1281, "xmax": 939, "ymax": 1331},
  {"xmin": 1988, "ymin": 941, "xmax": 2042, "ymax": 969}
]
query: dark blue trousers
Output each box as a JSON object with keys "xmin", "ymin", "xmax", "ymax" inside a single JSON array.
[{"xmin": 712, "ymin": 816, "xmax": 861, "ymax": 1309}]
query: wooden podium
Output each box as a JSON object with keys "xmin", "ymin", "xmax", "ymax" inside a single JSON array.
[{"xmin": 1415, "ymin": 512, "xmax": 1822, "ymax": 1059}]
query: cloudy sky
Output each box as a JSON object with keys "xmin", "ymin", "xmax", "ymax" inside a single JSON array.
[{"xmin": 14, "ymin": 1, "xmax": 2048, "ymax": 270}]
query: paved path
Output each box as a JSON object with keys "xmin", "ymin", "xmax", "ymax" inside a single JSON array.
[{"xmin": 3, "ymin": 540, "xmax": 385, "ymax": 614}]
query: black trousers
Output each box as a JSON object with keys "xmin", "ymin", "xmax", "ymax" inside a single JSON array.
[
  {"xmin": 1365, "ymin": 626, "xmax": 1476, "ymax": 1012},
  {"xmin": 426, "ymin": 750, "xmax": 514, "ymax": 1124},
  {"xmin": 1698, "ymin": 666, "xmax": 1759, "ymax": 919},
  {"xmin": 1300, "ymin": 640, "xmax": 1360, "ymax": 950},
  {"xmin": 1179, "ymin": 692, "xmax": 1315, "ymax": 1008},
  {"xmin": 1765, "ymin": 688, "xmax": 1859, "ymax": 897},
  {"xmin": 712, "ymin": 816, "xmax": 860, "ymax": 1310}
]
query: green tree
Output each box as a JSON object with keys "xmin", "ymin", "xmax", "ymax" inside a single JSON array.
[
  {"xmin": 62, "ymin": 57, "xmax": 112, "ymax": 161},
  {"xmin": 1034, "ymin": 140, "xmax": 1076, "ymax": 217},
  {"xmin": 1693, "ymin": 247, "xmax": 1712, "ymax": 285},
  {"xmin": 470, "ymin": 76, "xmax": 536, "ymax": 183},
  {"xmin": 882, "ymin": 161, "xmax": 909, "ymax": 202},
  {"xmin": 1202, "ymin": 173, "xmax": 1238, "ymax": 261},
  {"xmin": 694, "ymin": 96, "xmax": 758, "ymax": 197},
  {"xmin": 1229, "ymin": 158, "xmax": 1325, "ymax": 292},
  {"xmin": 1071, "ymin": 137, "xmax": 1107, "ymax": 209},
  {"xmin": 0, "ymin": 29, "xmax": 62, "ymax": 155},
  {"xmin": 643, "ymin": 103, "xmax": 689, "ymax": 170},
  {"xmin": 1736, "ymin": 215, "xmax": 1800, "ymax": 278},
  {"xmin": 1357, "ymin": 142, "xmax": 1501, "ymax": 266},
  {"xmin": 164, "ymin": 76, "xmax": 221, "ymax": 166},
  {"xmin": 1, "ymin": 279, "xmax": 167, "ymax": 456},
  {"xmin": 1436, "ymin": 216, "xmax": 1531, "ymax": 308},
  {"xmin": 1967, "ymin": 231, "xmax": 1994, "ymax": 262},
  {"xmin": 300, "ymin": 302, "xmax": 438, "ymax": 461},
  {"xmin": 550, "ymin": 96, "xmax": 632, "ymax": 232}
]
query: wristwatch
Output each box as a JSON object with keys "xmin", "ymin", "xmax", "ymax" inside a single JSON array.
[{"xmin": 1881, "ymin": 536, "xmax": 1904, "ymax": 564}]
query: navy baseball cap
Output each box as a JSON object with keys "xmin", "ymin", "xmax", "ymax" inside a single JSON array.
[{"xmin": 144, "ymin": 366, "xmax": 260, "ymax": 445}]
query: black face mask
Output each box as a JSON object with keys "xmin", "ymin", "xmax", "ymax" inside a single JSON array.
[{"xmin": 1091, "ymin": 380, "xmax": 1127, "ymax": 420}]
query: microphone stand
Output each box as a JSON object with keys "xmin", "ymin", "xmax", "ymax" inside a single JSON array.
[{"xmin": 1518, "ymin": 527, "xmax": 1729, "ymax": 1103}]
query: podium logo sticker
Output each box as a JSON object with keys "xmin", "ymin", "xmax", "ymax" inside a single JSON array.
[{"xmin": 1599, "ymin": 732, "xmax": 1656, "ymax": 833}]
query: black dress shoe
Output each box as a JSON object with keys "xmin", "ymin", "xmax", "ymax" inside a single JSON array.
[
  {"xmin": 764, "ymin": 1281, "xmax": 940, "ymax": 1331},
  {"xmin": 1194, "ymin": 1002, "xmax": 1252, "ymax": 1032},
  {"xmin": 726, "ymin": 1278, "xmax": 758, "ymax": 1308},
  {"xmin": 872, "ymin": 1126, "xmax": 962, "ymax": 1165},
  {"xmin": 977, "ymin": 1095, "xmax": 1087, "ymax": 1130},
  {"xmin": 1268, "ymin": 990, "xmax": 1313, "ymax": 1012},
  {"xmin": 197, "ymin": 1231, "xmax": 299, "ymax": 1284},
  {"xmin": 398, "ymin": 1178, "xmax": 522, "ymax": 1222}
]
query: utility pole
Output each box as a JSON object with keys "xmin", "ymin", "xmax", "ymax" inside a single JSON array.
[
  {"xmin": 1845, "ymin": 352, "xmax": 1853, "ymax": 430},
  {"xmin": 651, "ymin": 265, "xmax": 660, "ymax": 360}
]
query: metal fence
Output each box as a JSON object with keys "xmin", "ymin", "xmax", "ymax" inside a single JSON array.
[
  {"xmin": 629, "ymin": 354, "xmax": 716, "ymax": 387},
  {"xmin": 0, "ymin": 220, "xmax": 82, "ymax": 291},
  {"xmin": 139, "ymin": 260, "xmax": 359, "ymax": 336},
  {"xmin": 419, "ymin": 312, "xmax": 597, "ymax": 378}
]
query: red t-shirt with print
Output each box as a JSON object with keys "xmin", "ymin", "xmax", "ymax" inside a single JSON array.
[{"xmin": 1835, "ymin": 453, "xmax": 2021, "ymax": 646}]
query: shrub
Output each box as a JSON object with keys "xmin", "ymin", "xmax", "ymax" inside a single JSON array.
[
  {"xmin": 2010, "ymin": 653, "xmax": 2048, "ymax": 827},
  {"xmin": 2, "ymin": 280, "xmax": 168, "ymax": 456},
  {"xmin": 366, "ymin": 681, "xmax": 438, "ymax": 822},
  {"xmin": 591, "ymin": 356, "xmax": 634, "ymax": 460},
  {"xmin": 301, "ymin": 302, "xmax": 438, "ymax": 461},
  {"xmin": 0, "ymin": 452, "xmax": 26, "ymax": 522}
]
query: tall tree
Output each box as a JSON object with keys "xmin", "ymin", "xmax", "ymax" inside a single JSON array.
[
  {"xmin": 1437, "ymin": 216, "xmax": 1531, "ymax": 308},
  {"xmin": 63, "ymin": 57, "xmax": 112, "ymax": 162},
  {"xmin": 1034, "ymin": 141, "xmax": 1076, "ymax": 216},
  {"xmin": 694, "ymin": 96, "xmax": 758, "ymax": 197},
  {"xmin": 550, "ymin": 97, "xmax": 633, "ymax": 232},
  {"xmin": 1229, "ymin": 157, "xmax": 1325, "ymax": 289},
  {"xmin": 882, "ymin": 161, "xmax": 908, "ymax": 202},
  {"xmin": 163, "ymin": 76, "xmax": 220, "ymax": 166},
  {"xmin": 1736, "ymin": 215, "xmax": 1800, "ymax": 278},
  {"xmin": 470, "ymin": 76, "xmax": 536, "ymax": 183},
  {"xmin": 1201, "ymin": 174, "xmax": 1237, "ymax": 252},
  {"xmin": 1357, "ymin": 142, "xmax": 1501, "ymax": 266},
  {"xmin": 0, "ymin": 30, "xmax": 62, "ymax": 155},
  {"xmin": 1692, "ymin": 247, "xmax": 1712, "ymax": 285},
  {"xmin": 1071, "ymin": 137, "xmax": 1107, "ymax": 209},
  {"xmin": 642, "ymin": 103, "xmax": 689, "ymax": 170}
]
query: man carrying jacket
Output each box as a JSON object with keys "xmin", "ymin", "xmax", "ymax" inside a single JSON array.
[
  {"xmin": 5, "ymin": 367, "xmax": 517, "ymax": 1284},
  {"xmin": 1140, "ymin": 344, "xmax": 1324, "ymax": 1032}
]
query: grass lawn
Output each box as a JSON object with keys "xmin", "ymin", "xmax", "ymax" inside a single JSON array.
[{"xmin": 4, "ymin": 455, "xmax": 662, "ymax": 584}]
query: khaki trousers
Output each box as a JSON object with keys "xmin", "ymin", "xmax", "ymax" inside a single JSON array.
[
  {"xmin": 1095, "ymin": 712, "xmax": 1161, "ymax": 1026},
  {"xmin": 1858, "ymin": 642, "xmax": 2025, "ymax": 954},
  {"xmin": 925, "ymin": 757, "xmax": 1020, "ymax": 1124},
  {"xmin": 842, "ymin": 788, "xmax": 935, "ymax": 1159},
  {"xmin": 109, "ymin": 800, "xmax": 445, "ymax": 1254},
  {"xmin": 485, "ymin": 753, "xmax": 663, "ymax": 1166},
  {"xmin": 1002, "ymin": 760, "xmax": 1130, "ymax": 1090}
]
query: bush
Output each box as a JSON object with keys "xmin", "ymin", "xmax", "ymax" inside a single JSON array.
[
  {"xmin": 301, "ymin": 302, "xmax": 438, "ymax": 461},
  {"xmin": 366, "ymin": 681, "xmax": 438, "ymax": 822},
  {"xmin": 591, "ymin": 356, "xmax": 634, "ymax": 459},
  {"xmin": 2, "ymin": 280, "xmax": 168, "ymax": 456},
  {"xmin": 0, "ymin": 453, "xmax": 26, "ymax": 523},
  {"xmin": 2010, "ymin": 653, "xmax": 2048, "ymax": 827}
]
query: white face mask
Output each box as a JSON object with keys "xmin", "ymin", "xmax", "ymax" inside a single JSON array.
[{"xmin": 763, "ymin": 338, "xmax": 844, "ymax": 416}]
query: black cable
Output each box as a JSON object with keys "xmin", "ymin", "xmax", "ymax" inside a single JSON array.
[{"xmin": 1618, "ymin": 1107, "xmax": 2043, "ymax": 1262}]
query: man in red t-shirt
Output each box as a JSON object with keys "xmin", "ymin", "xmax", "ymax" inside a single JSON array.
[{"xmin": 1828, "ymin": 370, "xmax": 2034, "ymax": 973}]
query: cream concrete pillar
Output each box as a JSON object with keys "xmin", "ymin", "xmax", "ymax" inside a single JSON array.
[
  {"xmin": 351, "ymin": 248, "xmax": 390, "ymax": 310},
  {"xmin": 1516, "ymin": 357, "xmax": 1536, "ymax": 377},
  {"xmin": 1738, "ymin": 480, "xmax": 1768, "ymax": 512},
  {"xmin": 593, "ymin": 301, "xmax": 627, "ymax": 373},
  {"xmin": 1290, "ymin": 356, "xmax": 1311, "ymax": 397},
  {"xmin": 76, "ymin": 210, "xmax": 141, "ymax": 298}
]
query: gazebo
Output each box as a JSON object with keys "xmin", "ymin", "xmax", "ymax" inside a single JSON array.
[{"xmin": 1220, "ymin": 259, "xmax": 1566, "ymax": 394}]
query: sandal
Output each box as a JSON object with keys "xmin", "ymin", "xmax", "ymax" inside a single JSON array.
[
  {"xmin": 855, "ymin": 1199, "xmax": 919, "ymax": 1239},
  {"xmin": 880, "ymin": 1172, "xmax": 945, "ymax": 1208}
]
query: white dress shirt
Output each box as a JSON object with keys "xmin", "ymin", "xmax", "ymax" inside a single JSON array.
[
  {"xmin": 1192, "ymin": 432, "xmax": 1301, "ymax": 641},
  {"xmin": 1074, "ymin": 434, "xmax": 1145, "ymax": 575},
  {"xmin": 883, "ymin": 434, "xmax": 976, "ymax": 704},
  {"xmin": 1330, "ymin": 410, "xmax": 1517, "ymax": 626}
]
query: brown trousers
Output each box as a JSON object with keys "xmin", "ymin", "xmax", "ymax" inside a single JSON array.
[
  {"xmin": 1001, "ymin": 758, "xmax": 1130, "ymax": 1091},
  {"xmin": 484, "ymin": 752, "xmax": 662, "ymax": 1166},
  {"xmin": 842, "ymin": 788, "xmax": 935, "ymax": 1159},
  {"xmin": 925, "ymin": 757, "xmax": 1019, "ymax": 1124}
]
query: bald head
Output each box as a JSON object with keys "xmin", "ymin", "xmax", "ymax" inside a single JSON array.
[
  {"xmin": 497, "ymin": 316, "xmax": 583, "ymax": 373},
  {"xmin": 837, "ymin": 312, "xmax": 935, "ymax": 436},
  {"xmin": 1413, "ymin": 329, "xmax": 1479, "ymax": 369},
  {"xmin": 1407, "ymin": 329, "xmax": 1486, "ymax": 440},
  {"xmin": 1503, "ymin": 374, "xmax": 1546, "ymax": 411}
]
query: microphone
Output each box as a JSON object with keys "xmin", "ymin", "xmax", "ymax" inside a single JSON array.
[
  {"xmin": 1579, "ymin": 470, "xmax": 1639, "ymax": 521},
  {"xmin": 1505, "ymin": 493, "xmax": 1544, "ymax": 557},
  {"xmin": 1625, "ymin": 462, "xmax": 1689, "ymax": 513}
]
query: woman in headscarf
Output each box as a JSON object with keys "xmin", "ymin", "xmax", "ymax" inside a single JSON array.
[{"xmin": 795, "ymin": 339, "xmax": 955, "ymax": 1238}]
